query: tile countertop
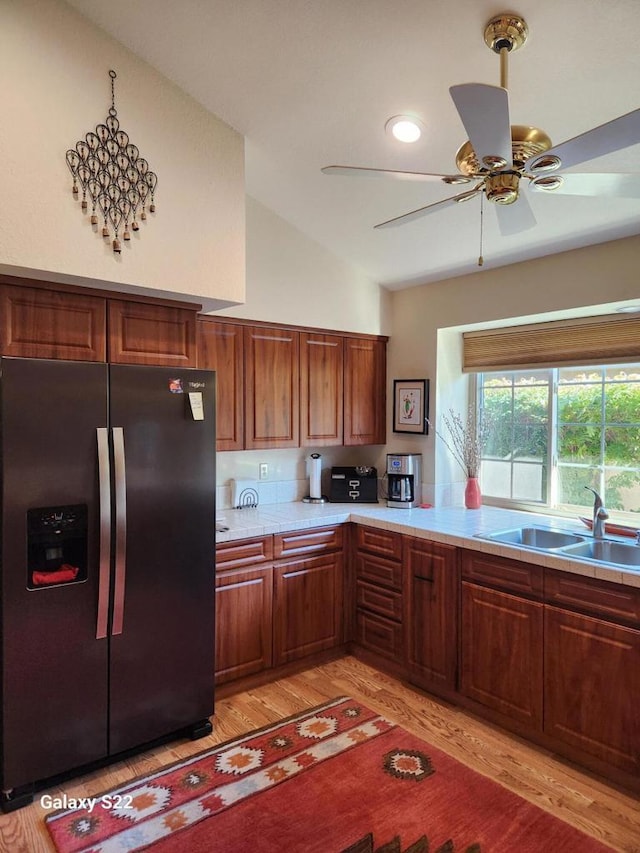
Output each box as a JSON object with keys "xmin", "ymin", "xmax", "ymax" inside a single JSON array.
[{"xmin": 215, "ymin": 502, "xmax": 640, "ymax": 590}]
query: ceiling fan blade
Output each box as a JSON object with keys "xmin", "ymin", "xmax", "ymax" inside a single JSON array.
[
  {"xmin": 494, "ymin": 192, "xmax": 537, "ymax": 235},
  {"xmin": 525, "ymin": 108, "xmax": 640, "ymax": 173},
  {"xmin": 529, "ymin": 172, "xmax": 640, "ymax": 198},
  {"xmin": 374, "ymin": 187, "xmax": 482, "ymax": 229},
  {"xmin": 321, "ymin": 165, "xmax": 472, "ymax": 184},
  {"xmin": 449, "ymin": 84, "xmax": 512, "ymax": 168}
]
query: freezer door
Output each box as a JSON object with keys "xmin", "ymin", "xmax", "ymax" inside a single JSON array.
[
  {"xmin": 107, "ymin": 365, "xmax": 216, "ymax": 754},
  {"xmin": 0, "ymin": 357, "xmax": 109, "ymax": 790}
]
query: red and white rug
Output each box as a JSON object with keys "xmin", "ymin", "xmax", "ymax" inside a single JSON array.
[{"xmin": 45, "ymin": 696, "xmax": 613, "ymax": 852}]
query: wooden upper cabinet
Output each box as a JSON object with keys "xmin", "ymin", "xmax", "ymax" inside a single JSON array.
[
  {"xmin": 244, "ymin": 325, "xmax": 299, "ymax": 449},
  {"xmin": 108, "ymin": 300, "xmax": 197, "ymax": 366},
  {"xmin": 344, "ymin": 337, "xmax": 386, "ymax": 445},
  {"xmin": 198, "ymin": 319, "xmax": 244, "ymax": 451},
  {"xmin": 300, "ymin": 332, "xmax": 343, "ymax": 446},
  {"xmin": 0, "ymin": 284, "xmax": 106, "ymax": 361}
]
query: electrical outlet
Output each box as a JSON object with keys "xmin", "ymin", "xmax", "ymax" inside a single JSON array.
[{"xmin": 259, "ymin": 462, "xmax": 268, "ymax": 480}]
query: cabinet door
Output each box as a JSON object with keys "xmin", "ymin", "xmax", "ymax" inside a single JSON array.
[
  {"xmin": 0, "ymin": 283, "xmax": 106, "ymax": 361},
  {"xmin": 215, "ymin": 566, "xmax": 273, "ymax": 684},
  {"xmin": 344, "ymin": 337, "xmax": 386, "ymax": 445},
  {"xmin": 108, "ymin": 300, "xmax": 197, "ymax": 366},
  {"xmin": 404, "ymin": 538, "xmax": 458, "ymax": 691},
  {"xmin": 244, "ymin": 326, "xmax": 299, "ymax": 449},
  {"xmin": 300, "ymin": 332, "xmax": 343, "ymax": 446},
  {"xmin": 545, "ymin": 606, "xmax": 640, "ymax": 774},
  {"xmin": 273, "ymin": 553, "xmax": 343, "ymax": 664},
  {"xmin": 460, "ymin": 582, "xmax": 543, "ymax": 731},
  {"xmin": 198, "ymin": 319, "xmax": 244, "ymax": 451}
]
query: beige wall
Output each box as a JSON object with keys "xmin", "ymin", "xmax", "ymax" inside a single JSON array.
[
  {"xmin": 1, "ymin": 0, "xmax": 245, "ymax": 310},
  {"xmin": 213, "ymin": 196, "xmax": 391, "ymax": 336},
  {"xmin": 388, "ymin": 234, "xmax": 640, "ymax": 504}
]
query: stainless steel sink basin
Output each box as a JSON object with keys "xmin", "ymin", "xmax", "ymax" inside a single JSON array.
[
  {"xmin": 477, "ymin": 526, "xmax": 586, "ymax": 550},
  {"xmin": 561, "ymin": 539, "xmax": 640, "ymax": 568}
]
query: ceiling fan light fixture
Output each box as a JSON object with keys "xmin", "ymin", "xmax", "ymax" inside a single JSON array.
[
  {"xmin": 483, "ymin": 154, "xmax": 508, "ymax": 170},
  {"xmin": 486, "ymin": 172, "xmax": 520, "ymax": 204},
  {"xmin": 442, "ymin": 175, "xmax": 473, "ymax": 185},
  {"xmin": 385, "ymin": 115, "xmax": 423, "ymax": 143},
  {"xmin": 530, "ymin": 154, "xmax": 562, "ymax": 172},
  {"xmin": 530, "ymin": 175, "xmax": 564, "ymax": 191}
]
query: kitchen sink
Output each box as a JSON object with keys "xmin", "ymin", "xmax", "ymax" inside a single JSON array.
[
  {"xmin": 477, "ymin": 526, "xmax": 586, "ymax": 550},
  {"xmin": 561, "ymin": 539, "xmax": 640, "ymax": 568},
  {"xmin": 477, "ymin": 524, "xmax": 640, "ymax": 570}
]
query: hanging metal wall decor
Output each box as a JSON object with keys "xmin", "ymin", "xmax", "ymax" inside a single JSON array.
[{"xmin": 65, "ymin": 70, "xmax": 158, "ymax": 254}]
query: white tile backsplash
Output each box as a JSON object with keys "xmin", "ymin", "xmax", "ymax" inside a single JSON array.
[{"xmin": 216, "ymin": 446, "xmax": 387, "ymax": 510}]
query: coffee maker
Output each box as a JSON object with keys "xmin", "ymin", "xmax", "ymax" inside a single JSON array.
[{"xmin": 386, "ymin": 453, "xmax": 422, "ymax": 509}]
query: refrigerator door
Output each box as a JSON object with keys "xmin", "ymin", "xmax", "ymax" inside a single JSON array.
[
  {"xmin": 107, "ymin": 365, "xmax": 216, "ymax": 754},
  {"xmin": 0, "ymin": 357, "xmax": 109, "ymax": 790}
]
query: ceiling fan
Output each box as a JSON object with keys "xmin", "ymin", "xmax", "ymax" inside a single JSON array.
[{"xmin": 322, "ymin": 13, "xmax": 640, "ymax": 242}]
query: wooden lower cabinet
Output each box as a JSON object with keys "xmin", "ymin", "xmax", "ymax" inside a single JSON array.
[
  {"xmin": 460, "ymin": 582, "xmax": 544, "ymax": 731},
  {"xmin": 353, "ymin": 527, "xmax": 404, "ymax": 664},
  {"xmin": 273, "ymin": 552, "xmax": 344, "ymax": 665},
  {"xmin": 404, "ymin": 537, "xmax": 458, "ymax": 692},
  {"xmin": 215, "ymin": 566, "xmax": 273, "ymax": 684},
  {"xmin": 544, "ymin": 606, "xmax": 640, "ymax": 774}
]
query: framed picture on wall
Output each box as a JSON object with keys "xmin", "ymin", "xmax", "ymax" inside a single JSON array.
[{"xmin": 393, "ymin": 379, "xmax": 429, "ymax": 434}]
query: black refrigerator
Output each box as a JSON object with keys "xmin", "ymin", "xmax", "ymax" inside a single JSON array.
[{"xmin": 0, "ymin": 356, "xmax": 216, "ymax": 810}]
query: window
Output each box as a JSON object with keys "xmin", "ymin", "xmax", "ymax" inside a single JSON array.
[{"xmin": 477, "ymin": 364, "xmax": 640, "ymax": 519}]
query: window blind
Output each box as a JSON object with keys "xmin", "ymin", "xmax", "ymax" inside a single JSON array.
[{"xmin": 462, "ymin": 314, "xmax": 640, "ymax": 373}]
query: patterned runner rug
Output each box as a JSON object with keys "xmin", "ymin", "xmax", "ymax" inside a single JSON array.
[{"xmin": 45, "ymin": 696, "xmax": 613, "ymax": 852}]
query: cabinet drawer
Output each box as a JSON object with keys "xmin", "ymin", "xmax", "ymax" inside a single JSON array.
[
  {"xmin": 355, "ymin": 525, "xmax": 402, "ymax": 561},
  {"xmin": 274, "ymin": 525, "xmax": 343, "ymax": 559},
  {"xmin": 356, "ymin": 579, "xmax": 403, "ymax": 621},
  {"xmin": 545, "ymin": 569, "xmax": 640, "ymax": 627},
  {"xmin": 461, "ymin": 549, "xmax": 543, "ymax": 599},
  {"xmin": 216, "ymin": 536, "xmax": 273, "ymax": 571},
  {"xmin": 356, "ymin": 609, "xmax": 403, "ymax": 660},
  {"xmin": 355, "ymin": 553, "xmax": 402, "ymax": 591}
]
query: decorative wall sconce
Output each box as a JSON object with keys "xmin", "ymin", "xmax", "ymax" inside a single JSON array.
[{"xmin": 65, "ymin": 70, "xmax": 158, "ymax": 254}]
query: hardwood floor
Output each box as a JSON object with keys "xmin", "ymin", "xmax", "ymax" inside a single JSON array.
[{"xmin": 1, "ymin": 656, "xmax": 638, "ymax": 852}]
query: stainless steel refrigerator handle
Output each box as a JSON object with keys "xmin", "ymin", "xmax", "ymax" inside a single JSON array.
[
  {"xmin": 96, "ymin": 428, "xmax": 112, "ymax": 640},
  {"xmin": 112, "ymin": 427, "xmax": 127, "ymax": 636}
]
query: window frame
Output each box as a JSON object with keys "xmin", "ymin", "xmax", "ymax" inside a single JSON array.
[{"xmin": 475, "ymin": 363, "xmax": 640, "ymax": 524}]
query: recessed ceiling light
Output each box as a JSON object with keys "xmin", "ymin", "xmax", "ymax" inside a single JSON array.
[{"xmin": 385, "ymin": 115, "xmax": 423, "ymax": 143}]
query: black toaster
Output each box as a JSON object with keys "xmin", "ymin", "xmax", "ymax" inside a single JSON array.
[{"xmin": 329, "ymin": 466, "xmax": 378, "ymax": 503}]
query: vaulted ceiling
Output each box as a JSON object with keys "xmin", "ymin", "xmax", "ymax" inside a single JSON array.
[{"xmin": 67, "ymin": 0, "xmax": 640, "ymax": 289}]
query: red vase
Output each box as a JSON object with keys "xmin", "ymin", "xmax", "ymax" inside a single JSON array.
[{"xmin": 464, "ymin": 477, "xmax": 482, "ymax": 509}]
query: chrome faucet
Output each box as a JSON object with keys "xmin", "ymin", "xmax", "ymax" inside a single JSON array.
[{"xmin": 584, "ymin": 486, "xmax": 609, "ymax": 539}]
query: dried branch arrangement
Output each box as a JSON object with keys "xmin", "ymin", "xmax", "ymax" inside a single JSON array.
[{"xmin": 431, "ymin": 406, "xmax": 491, "ymax": 478}]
